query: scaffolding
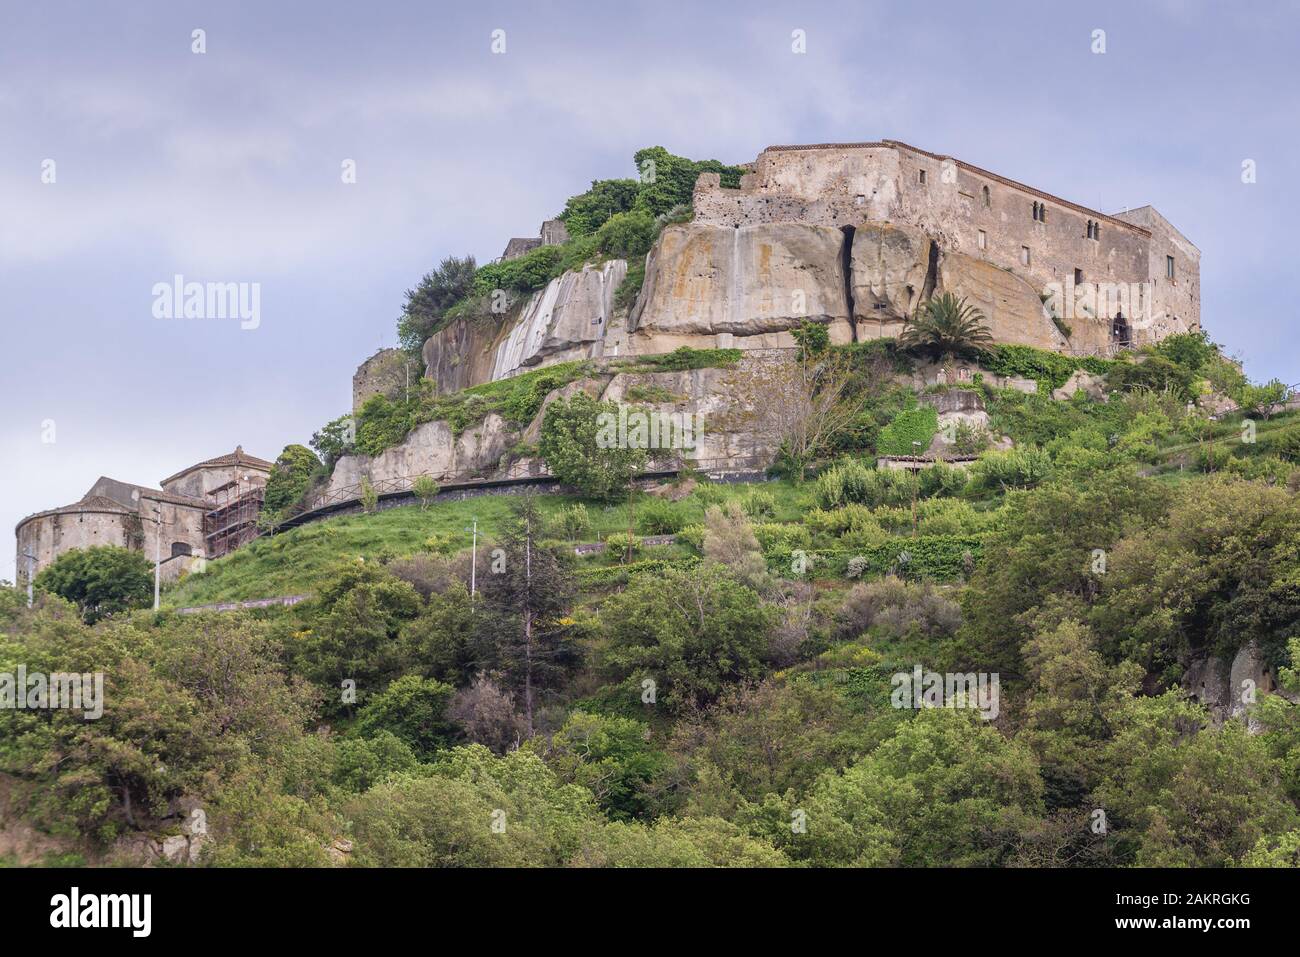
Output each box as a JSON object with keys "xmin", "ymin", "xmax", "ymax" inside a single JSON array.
[{"xmin": 203, "ymin": 478, "xmax": 265, "ymax": 559}]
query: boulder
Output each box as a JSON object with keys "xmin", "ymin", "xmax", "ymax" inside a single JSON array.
[
  {"xmin": 937, "ymin": 251, "xmax": 1067, "ymax": 352},
  {"xmin": 629, "ymin": 223, "xmax": 853, "ymax": 345},
  {"xmin": 850, "ymin": 221, "xmax": 933, "ymax": 332},
  {"xmin": 1052, "ymin": 369, "xmax": 1107, "ymax": 401}
]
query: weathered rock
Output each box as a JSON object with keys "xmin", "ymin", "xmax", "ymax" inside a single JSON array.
[
  {"xmin": 422, "ymin": 316, "xmax": 508, "ymax": 396},
  {"xmin": 1052, "ymin": 369, "xmax": 1107, "ymax": 401},
  {"xmin": 937, "ymin": 251, "xmax": 1067, "ymax": 353},
  {"xmin": 1183, "ymin": 638, "xmax": 1298, "ymax": 727},
  {"xmin": 323, "ymin": 414, "xmax": 515, "ymax": 499},
  {"xmin": 629, "ymin": 223, "xmax": 854, "ymax": 347},
  {"xmin": 850, "ymin": 221, "xmax": 933, "ymax": 332},
  {"xmin": 353, "ymin": 349, "xmax": 421, "ymax": 414},
  {"xmin": 492, "ymin": 260, "xmax": 626, "ymax": 380},
  {"xmin": 161, "ymin": 835, "xmax": 189, "ymax": 863}
]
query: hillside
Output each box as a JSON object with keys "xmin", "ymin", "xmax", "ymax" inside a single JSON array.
[{"xmin": 10, "ymin": 323, "xmax": 1300, "ymax": 870}]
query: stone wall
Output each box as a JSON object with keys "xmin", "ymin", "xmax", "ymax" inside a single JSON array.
[
  {"xmin": 353, "ymin": 348, "xmax": 420, "ymax": 414},
  {"xmin": 691, "ymin": 140, "xmax": 1199, "ymax": 351}
]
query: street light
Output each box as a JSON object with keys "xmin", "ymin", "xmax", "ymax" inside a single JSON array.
[{"xmin": 464, "ymin": 518, "xmax": 478, "ymax": 597}]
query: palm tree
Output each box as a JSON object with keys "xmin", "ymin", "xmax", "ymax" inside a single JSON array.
[{"xmin": 898, "ymin": 292, "xmax": 994, "ymax": 362}]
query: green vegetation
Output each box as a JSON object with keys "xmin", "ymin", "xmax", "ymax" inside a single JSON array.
[
  {"xmin": 32, "ymin": 545, "xmax": 153, "ymax": 623},
  {"xmin": 262, "ymin": 444, "xmax": 323, "ymax": 517},
  {"xmin": 899, "ymin": 293, "xmax": 994, "ymax": 362},
  {"xmin": 10, "ymin": 325, "xmax": 1300, "ymax": 871}
]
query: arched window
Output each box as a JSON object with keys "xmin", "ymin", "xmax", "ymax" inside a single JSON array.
[
  {"xmin": 982, "ymin": 185, "xmax": 990, "ymax": 208},
  {"xmin": 170, "ymin": 541, "xmax": 192, "ymax": 558}
]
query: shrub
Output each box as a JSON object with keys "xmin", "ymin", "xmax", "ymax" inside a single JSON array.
[
  {"xmin": 33, "ymin": 545, "xmax": 153, "ymax": 623},
  {"xmin": 637, "ymin": 498, "xmax": 686, "ymax": 535},
  {"xmin": 559, "ymin": 178, "xmax": 640, "ymax": 236},
  {"xmin": 263, "ymin": 444, "xmax": 322, "ymax": 514},
  {"xmin": 967, "ymin": 447, "xmax": 1053, "ymax": 492},
  {"xmin": 606, "ymin": 532, "xmax": 641, "ymax": 558},
  {"xmin": 554, "ymin": 503, "xmax": 592, "ymax": 541},
  {"xmin": 359, "ymin": 477, "xmax": 379, "ymax": 513},
  {"xmin": 876, "ymin": 404, "xmax": 939, "ymax": 456},
  {"xmin": 411, "ymin": 475, "xmax": 441, "ymax": 509},
  {"xmin": 473, "ymin": 243, "xmax": 563, "ymax": 294},
  {"xmin": 742, "ymin": 490, "xmax": 777, "ymax": 519}
]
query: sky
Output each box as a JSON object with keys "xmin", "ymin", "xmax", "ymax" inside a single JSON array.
[{"xmin": 2, "ymin": 0, "xmax": 1298, "ymax": 581}]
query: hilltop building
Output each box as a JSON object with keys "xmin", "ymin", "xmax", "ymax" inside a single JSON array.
[{"xmin": 15, "ymin": 447, "xmax": 272, "ymax": 590}]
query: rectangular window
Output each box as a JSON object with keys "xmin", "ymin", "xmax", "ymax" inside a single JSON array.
[
  {"xmin": 1074, "ymin": 268, "xmax": 1084, "ymax": 285},
  {"xmin": 1021, "ymin": 246, "xmax": 1031, "ymax": 266},
  {"xmin": 977, "ymin": 230, "xmax": 987, "ymax": 250},
  {"xmin": 918, "ymin": 169, "xmax": 927, "ymax": 185},
  {"xmin": 1166, "ymin": 255, "xmax": 1175, "ymax": 279}
]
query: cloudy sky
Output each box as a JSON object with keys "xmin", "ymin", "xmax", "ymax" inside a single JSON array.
[{"xmin": 2, "ymin": 0, "xmax": 1297, "ymax": 581}]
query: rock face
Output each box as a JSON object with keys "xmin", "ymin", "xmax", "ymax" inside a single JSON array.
[
  {"xmin": 323, "ymin": 414, "xmax": 515, "ymax": 499},
  {"xmin": 1183, "ymin": 638, "xmax": 1298, "ymax": 727},
  {"xmin": 422, "ymin": 317, "xmax": 506, "ymax": 396},
  {"xmin": 849, "ymin": 221, "xmax": 934, "ymax": 333},
  {"xmin": 321, "ymin": 352, "xmax": 795, "ymax": 497},
  {"xmin": 629, "ymin": 223, "xmax": 854, "ymax": 349},
  {"xmin": 1052, "ymin": 369, "xmax": 1107, "ymax": 401},
  {"xmin": 493, "ymin": 260, "xmax": 626, "ymax": 379},
  {"xmin": 936, "ymin": 252, "xmax": 1068, "ymax": 353}
]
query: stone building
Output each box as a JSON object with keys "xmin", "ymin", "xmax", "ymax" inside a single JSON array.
[
  {"xmin": 500, "ymin": 218, "xmax": 571, "ymax": 261},
  {"xmin": 406, "ymin": 139, "xmax": 1201, "ymax": 400},
  {"xmin": 672, "ymin": 140, "xmax": 1199, "ymax": 354},
  {"xmin": 15, "ymin": 447, "xmax": 273, "ymax": 590},
  {"xmin": 352, "ymin": 347, "xmax": 421, "ymax": 414}
]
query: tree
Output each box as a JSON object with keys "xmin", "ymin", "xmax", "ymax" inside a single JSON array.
[
  {"xmin": 600, "ymin": 564, "xmax": 775, "ymax": 713},
  {"xmin": 411, "ymin": 475, "xmax": 440, "ymax": 510},
  {"xmin": 559, "ymin": 178, "xmax": 641, "ymax": 236},
  {"xmin": 33, "ymin": 546, "xmax": 152, "ymax": 623},
  {"xmin": 353, "ymin": 673, "xmax": 457, "ymax": 758},
  {"xmin": 474, "ymin": 496, "xmax": 580, "ymax": 736},
  {"xmin": 539, "ymin": 391, "xmax": 646, "ymax": 500},
  {"xmin": 722, "ymin": 349, "xmax": 858, "ymax": 480},
  {"xmin": 396, "ymin": 254, "xmax": 477, "ymax": 354},
  {"xmin": 262, "ymin": 444, "xmax": 321, "ymax": 514},
  {"xmin": 898, "ymin": 292, "xmax": 994, "ymax": 363}
]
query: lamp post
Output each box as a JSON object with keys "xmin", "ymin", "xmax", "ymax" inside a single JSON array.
[{"xmin": 465, "ymin": 518, "xmax": 478, "ymax": 597}]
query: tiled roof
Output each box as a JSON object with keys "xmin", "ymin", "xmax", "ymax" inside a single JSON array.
[{"xmin": 161, "ymin": 446, "xmax": 274, "ymax": 485}]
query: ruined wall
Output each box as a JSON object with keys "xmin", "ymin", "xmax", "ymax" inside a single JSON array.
[{"xmin": 353, "ymin": 348, "xmax": 420, "ymax": 414}]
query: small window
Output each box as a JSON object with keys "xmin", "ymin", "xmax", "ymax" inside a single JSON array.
[
  {"xmin": 170, "ymin": 541, "xmax": 192, "ymax": 558},
  {"xmin": 1093, "ymin": 223, "xmax": 1099, "ymax": 241},
  {"xmin": 1166, "ymin": 255, "xmax": 1175, "ymax": 280},
  {"xmin": 1074, "ymin": 268, "xmax": 1084, "ymax": 285},
  {"xmin": 855, "ymin": 194, "xmax": 866, "ymax": 206},
  {"xmin": 1085, "ymin": 220, "xmax": 1094, "ymax": 239},
  {"xmin": 918, "ymin": 169, "xmax": 927, "ymax": 185},
  {"xmin": 1021, "ymin": 246, "xmax": 1031, "ymax": 266},
  {"xmin": 982, "ymin": 185, "xmax": 990, "ymax": 208},
  {"xmin": 977, "ymin": 229, "xmax": 987, "ymax": 250}
]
